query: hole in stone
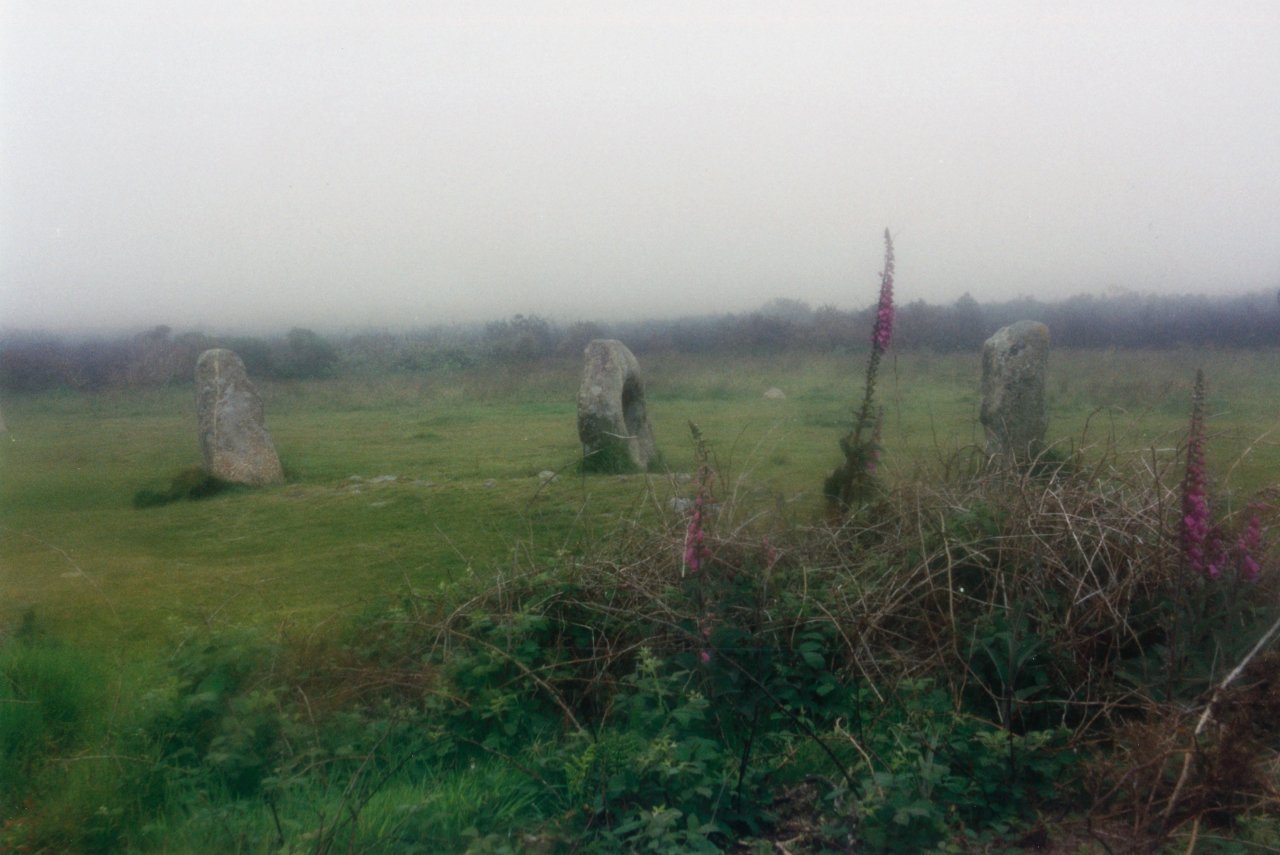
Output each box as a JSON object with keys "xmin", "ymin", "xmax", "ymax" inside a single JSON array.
[{"xmin": 622, "ymin": 377, "xmax": 644, "ymax": 437}]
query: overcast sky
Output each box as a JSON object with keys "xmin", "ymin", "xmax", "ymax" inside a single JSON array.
[{"xmin": 3, "ymin": 2, "xmax": 1279, "ymax": 333}]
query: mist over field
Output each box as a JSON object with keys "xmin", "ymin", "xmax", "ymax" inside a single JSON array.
[{"xmin": 4, "ymin": 3, "xmax": 1280, "ymax": 334}]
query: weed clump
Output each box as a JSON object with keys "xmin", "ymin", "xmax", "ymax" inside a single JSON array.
[
  {"xmin": 578, "ymin": 440, "xmax": 641, "ymax": 474},
  {"xmin": 132, "ymin": 466, "xmax": 239, "ymax": 508},
  {"xmin": 578, "ymin": 441, "xmax": 664, "ymax": 474}
]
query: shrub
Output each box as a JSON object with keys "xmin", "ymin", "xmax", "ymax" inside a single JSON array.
[
  {"xmin": 144, "ymin": 631, "xmax": 287, "ymax": 798},
  {"xmin": 272, "ymin": 327, "xmax": 340, "ymax": 379}
]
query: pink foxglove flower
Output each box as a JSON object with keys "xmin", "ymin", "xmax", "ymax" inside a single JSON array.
[
  {"xmin": 683, "ymin": 464, "xmax": 711, "ymax": 574},
  {"xmin": 1236, "ymin": 506, "xmax": 1264, "ymax": 582},
  {"xmin": 761, "ymin": 536, "xmax": 778, "ymax": 571},
  {"xmin": 1180, "ymin": 370, "xmax": 1221, "ymax": 578},
  {"xmin": 696, "ymin": 614, "xmax": 716, "ymax": 664},
  {"xmin": 872, "ymin": 230, "xmax": 895, "ymax": 354},
  {"xmin": 826, "ymin": 229, "xmax": 896, "ymax": 510}
]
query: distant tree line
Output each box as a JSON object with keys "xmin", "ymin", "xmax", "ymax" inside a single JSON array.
[
  {"xmin": 2, "ymin": 290, "xmax": 1276, "ymax": 393},
  {"xmin": 0, "ymin": 325, "xmax": 339, "ymax": 393}
]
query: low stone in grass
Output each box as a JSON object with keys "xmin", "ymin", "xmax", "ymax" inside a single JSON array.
[
  {"xmin": 195, "ymin": 348, "xmax": 284, "ymax": 485},
  {"xmin": 980, "ymin": 321, "xmax": 1050, "ymax": 463},
  {"xmin": 577, "ymin": 339, "xmax": 658, "ymax": 473}
]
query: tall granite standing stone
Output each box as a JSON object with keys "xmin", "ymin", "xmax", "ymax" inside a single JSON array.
[
  {"xmin": 195, "ymin": 348, "xmax": 284, "ymax": 485},
  {"xmin": 577, "ymin": 339, "xmax": 658, "ymax": 472},
  {"xmin": 980, "ymin": 321, "xmax": 1050, "ymax": 462}
]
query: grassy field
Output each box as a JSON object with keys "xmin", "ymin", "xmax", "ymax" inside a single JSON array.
[
  {"xmin": 2, "ymin": 345, "xmax": 1280, "ymax": 852},
  {"xmin": 2, "ymin": 347, "xmax": 1277, "ymax": 657}
]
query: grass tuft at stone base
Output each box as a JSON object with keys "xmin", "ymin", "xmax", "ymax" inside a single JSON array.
[{"xmin": 132, "ymin": 467, "xmax": 242, "ymax": 508}]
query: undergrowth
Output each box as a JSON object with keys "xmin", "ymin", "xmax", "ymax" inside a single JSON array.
[{"xmin": 8, "ymin": 432, "xmax": 1275, "ymax": 852}]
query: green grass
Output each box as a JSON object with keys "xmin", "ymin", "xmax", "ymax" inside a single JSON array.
[
  {"xmin": 2, "ymin": 348, "xmax": 1276, "ymax": 658},
  {"xmin": 132, "ymin": 758, "xmax": 546, "ymax": 854}
]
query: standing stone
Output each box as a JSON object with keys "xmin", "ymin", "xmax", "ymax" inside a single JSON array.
[
  {"xmin": 195, "ymin": 348, "xmax": 284, "ymax": 485},
  {"xmin": 577, "ymin": 339, "xmax": 658, "ymax": 472},
  {"xmin": 980, "ymin": 321, "xmax": 1050, "ymax": 462}
]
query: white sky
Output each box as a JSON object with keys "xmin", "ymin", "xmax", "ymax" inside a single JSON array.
[{"xmin": 3, "ymin": 1, "xmax": 1279, "ymax": 333}]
